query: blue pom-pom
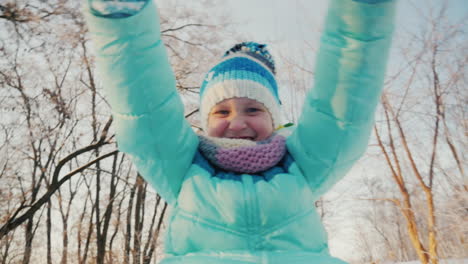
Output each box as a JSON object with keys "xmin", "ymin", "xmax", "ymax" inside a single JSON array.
[{"xmin": 223, "ymin": 42, "xmax": 276, "ymax": 74}]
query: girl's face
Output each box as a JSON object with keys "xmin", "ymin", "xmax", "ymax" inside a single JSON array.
[{"xmin": 207, "ymin": 97, "xmax": 274, "ymax": 141}]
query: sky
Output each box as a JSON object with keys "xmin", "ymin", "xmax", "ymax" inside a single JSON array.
[
  {"xmin": 221, "ymin": 0, "xmax": 467, "ymax": 70},
  {"xmin": 223, "ymin": 0, "xmax": 467, "ymax": 42}
]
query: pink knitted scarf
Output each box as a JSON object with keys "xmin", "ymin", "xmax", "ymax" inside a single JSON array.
[{"xmin": 198, "ymin": 133, "xmax": 286, "ymax": 174}]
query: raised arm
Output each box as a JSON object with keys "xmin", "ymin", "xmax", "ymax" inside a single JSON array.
[
  {"xmin": 286, "ymin": 0, "xmax": 396, "ymax": 199},
  {"xmin": 84, "ymin": 0, "xmax": 199, "ymax": 204}
]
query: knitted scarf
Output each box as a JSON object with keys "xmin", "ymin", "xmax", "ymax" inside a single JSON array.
[{"xmin": 198, "ymin": 133, "xmax": 286, "ymax": 174}]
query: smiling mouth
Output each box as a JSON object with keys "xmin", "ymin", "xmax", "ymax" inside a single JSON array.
[{"xmin": 230, "ymin": 136, "xmax": 255, "ymax": 140}]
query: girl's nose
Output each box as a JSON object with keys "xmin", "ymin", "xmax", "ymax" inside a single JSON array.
[{"xmin": 228, "ymin": 114, "xmax": 247, "ymax": 131}]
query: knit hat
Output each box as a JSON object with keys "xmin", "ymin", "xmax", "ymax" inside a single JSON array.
[{"xmin": 199, "ymin": 42, "xmax": 282, "ymax": 131}]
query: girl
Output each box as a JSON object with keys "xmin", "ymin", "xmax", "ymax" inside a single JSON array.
[{"xmin": 84, "ymin": 0, "xmax": 396, "ymax": 263}]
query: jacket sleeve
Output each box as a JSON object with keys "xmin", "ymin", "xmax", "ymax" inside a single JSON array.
[
  {"xmin": 84, "ymin": 0, "xmax": 199, "ymax": 204},
  {"xmin": 286, "ymin": 0, "xmax": 396, "ymax": 199}
]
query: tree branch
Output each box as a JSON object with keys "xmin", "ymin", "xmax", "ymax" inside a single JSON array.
[{"xmin": 0, "ymin": 148, "xmax": 117, "ymax": 239}]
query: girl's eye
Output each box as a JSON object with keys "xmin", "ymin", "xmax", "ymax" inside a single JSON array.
[
  {"xmin": 214, "ymin": 110, "xmax": 229, "ymax": 116},
  {"xmin": 246, "ymin": 108, "xmax": 260, "ymax": 113}
]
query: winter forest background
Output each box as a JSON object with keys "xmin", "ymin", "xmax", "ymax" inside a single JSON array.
[{"xmin": 0, "ymin": 0, "xmax": 466, "ymax": 263}]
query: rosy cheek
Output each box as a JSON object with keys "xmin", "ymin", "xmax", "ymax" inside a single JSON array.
[
  {"xmin": 207, "ymin": 118, "xmax": 229, "ymax": 137},
  {"xmin": 250, "ymin": 115, "xmax": 274, "ymax": 141}
]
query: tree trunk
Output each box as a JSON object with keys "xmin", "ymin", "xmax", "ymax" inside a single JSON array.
[
  {"xmin": 22, "ymin": 218, "xmax": 34, "ymax": 264},
  {"xmin": 426, "ymin": 192, "xmax": 438, "ymax": 264},
  {"xmin": 133, "ymin": 176, "xmax": 146, "ymax": 264},
  {"xmin": 400, "ymin": 197, "xmax": 429, "ymax": 264},
  {"xmin": 61, "ymin": 221, "xmax": 68, "ymax": 264},
  {"xmin": 125, "ymin": 178, "xmax": 138, "ymax": 264},
  {"xmin": 47, "ymin": 201, "xmax": 52, "ymax": 264}
]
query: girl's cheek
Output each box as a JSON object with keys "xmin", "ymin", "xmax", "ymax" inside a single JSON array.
[
  {"xmin": 207, "ymin": 118, "xmax": 229, "ymax": 137},
  {"xmin": 251, "ymin": 114, "xmax": 274, "ymax": 140}
]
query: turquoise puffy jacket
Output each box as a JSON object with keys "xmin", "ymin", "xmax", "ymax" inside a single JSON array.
[{"xmin": 84, "ymin": 0, "xmax": 396, "ymax": 263}]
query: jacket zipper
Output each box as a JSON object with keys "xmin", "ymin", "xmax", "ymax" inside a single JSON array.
[{"xmin": 242, "ymin": 174, "xmax": 261, "ymax": 249}]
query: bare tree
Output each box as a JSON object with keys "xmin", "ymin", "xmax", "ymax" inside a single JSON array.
[
  {"xmin": 0, "ymin": 1, "xmax": 236, "ymax": 263},
  {"xmin": 370, "ymin": 1, "xmax": 467, "ymax": 263}
]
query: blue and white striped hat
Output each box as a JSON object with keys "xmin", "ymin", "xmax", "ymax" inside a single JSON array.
[{"xmin": 199, "ymin": 42, "xmax": 282, "ymax": 131}]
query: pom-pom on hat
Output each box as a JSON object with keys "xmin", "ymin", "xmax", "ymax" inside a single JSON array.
[{"xmin": 199, "ymin": 42, "xmax": 282, "ymax": 132}]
